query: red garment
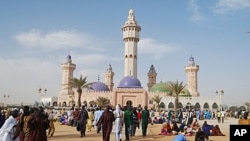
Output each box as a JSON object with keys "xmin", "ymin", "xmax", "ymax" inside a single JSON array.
[
  {"xmin": 137, "ymin": 111, "xmax": 141, "ymax": 120},
  {"xmin": 96, "ymin": 109, "xmax": 115, "ymax": 141},
  {"xmin": 28, "ymin": 112, "xmax": 48, "ymax": 141}
]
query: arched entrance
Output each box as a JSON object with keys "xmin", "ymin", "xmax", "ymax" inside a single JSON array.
[
  {"xmin": 62, "ymin": 101, "xmax": 67, "ymax": 107},
  {"xmin": 203, "ymin": 103, "xmax": 209, "ymax": 109},
  {"xmin": 126, "ymin": 100, "xmax": 132, "ymax": 107},
  {"xmin": 195, "ymin": 103, "xmax": 201, "ymax": 111}
]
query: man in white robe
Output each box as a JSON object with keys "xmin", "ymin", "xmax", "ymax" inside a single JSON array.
[
  {"xmin": 113, "ymin": 104, "xmax": 124, "ymax": 141},
  {"xmin": 0, "ymin": 110, "xmax": 20, "ymax": 141}
]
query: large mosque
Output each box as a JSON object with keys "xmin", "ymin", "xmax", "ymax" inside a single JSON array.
[{"xmin": 54, "ymin": 9, "xmax": 222, "ymax": 111}]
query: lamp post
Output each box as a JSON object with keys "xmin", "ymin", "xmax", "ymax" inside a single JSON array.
[
  {"xmin": 38, "ymin": 88, "xmax": 47, "ymax": 106},
  {"xmin": 3, "ymin": 95, "xmax": 10, "ymax": 110},
  {"xmin": 38, "ymin": 88, "xmax": 47, "ymax": 96},
  {"xmin": 216, "ymin": 90, "xmax": 224, "ymax": 111}
]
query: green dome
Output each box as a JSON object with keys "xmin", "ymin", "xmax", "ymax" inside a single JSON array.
[
  {"xmin": 179, "ymin": 88, "xmax": 191, "ymax": 97},
  {"xmin": 150, "ymin": 82, "xmax": 171, "ymax": 93}
]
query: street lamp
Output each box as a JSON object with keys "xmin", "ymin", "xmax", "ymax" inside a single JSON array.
[
  {"xmin": 216, "ymin": 90, "xmax": 224, "ymax": 111},
  {"xmin": 38, "ymin": 88, "xmax": 47, "ymax": 96},
  {"xmin": 3, "ymin": 95, "xmax": 10, "ymax": 109}
]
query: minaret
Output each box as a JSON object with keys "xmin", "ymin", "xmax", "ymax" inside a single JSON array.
[
  {"xmin": 122, "ymin": 9, "xmax": 141, "ymax": 77},
  {"xmin": 147, "ymin": 64, "xmax": 157, "ymax": 91},
  {"xmin": 105, "ymin": 64, "xmax": 114, "ymax": 91},
  {"xmin": 59, "ymin": 54, "xmax": 76, "ymax": 96},
  {"xmin": 184, "ymin": 55, "xmax": 199, "ymax": 96}
]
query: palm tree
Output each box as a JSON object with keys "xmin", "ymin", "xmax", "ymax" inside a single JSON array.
[
  {"xmin": 167, "ymin": 80, "xmax": 186, "ymax": 113},
  {"xmin": 70, "ymin": 75, "xmax": 89, "ymax": 108},
  {"xmin": 96, "ymin": 96, "xmax": 110, "ymax": 108},
  {"xmin": 152, "ymin": 95, "xmax": 161, "ymax": 112}
]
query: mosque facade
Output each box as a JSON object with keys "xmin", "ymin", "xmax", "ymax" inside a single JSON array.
[{"xmin": 56, "ymin": 9, "xmax": 222, "ymax": 111}]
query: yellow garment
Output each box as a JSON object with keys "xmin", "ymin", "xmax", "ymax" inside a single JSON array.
[
  {"xmin": 86, "ymin": 111, "xmax": 94, "ymax": 132},
  {"xmin": 238, "ymin": 119, "xmax": 250, "ymax": 125}
]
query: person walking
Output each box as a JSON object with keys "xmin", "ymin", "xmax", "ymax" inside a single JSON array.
[
  {"xmin": 132, "ymin": 107, "xmax": 139, "ymax": 137},
  {"xmin": 141, "ymin": 106, "xmax": 150, "ymax": 137},
  {"xmin": 28, "ymin": 106, "xmax": 49, "ymax": 141},
  {"xmin": 96, "ymin": 105, "xmax": 115, "ymax": 141},
  {"xmin": 13, "ymin": 106, "xmax": 31, "ymax": 141},
  {"xmin": 113, "ymin": 104, "xmax": 124, "ymax": 141},
  {"xmin": 93, "ymin": 107, "xmax": 104, "ymax": 133},
  {"xmin": 78, "ymin": 106, "xmax": 89, "ymax": 137},
  {"xmin": 123, "ymin": 106, "xmax": 132, "ymax": 141},
  {"xmin": 47, "ymin": 110, "xmax": 55, "ymax": 138},
  {"xmin": 86, "ymin": 109, "xmax": 94, "ymax": 132},
  {"xmin": 0, "ymin": 109, "xmax": 20, "ymax": 141}
]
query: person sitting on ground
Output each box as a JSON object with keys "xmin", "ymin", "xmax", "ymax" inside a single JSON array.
[
  {"xmin": 201, "ymin": 121, "xmax": 213, "ymax": 137},
  {"xmin": 238, "ymin": 112, "xmax": 250, "ymax": 125},
  {"xmin": 195, "ymin": 127, "xmax": 208, "ymax": 141},
  {"xmin": 211, "ymin": 124, "xmax": 225, "ymax": 136},
  {"xmin": 172, "ymin": 122, "xmax": 180, "ymax": 135},
  {"xmin": 183, "ymin": 125, "xmax": 195, "ymax": 136},
  {"xmin": 153, "ymin": 117, "xmax": 158, "ymax": 124},
  {"xmin": 158, "ymin": 122, "xmax": 172, "ymax": 135},
  {"xmin": 191, "ymin": 118, "xmax": 200, "ymax": 130}
]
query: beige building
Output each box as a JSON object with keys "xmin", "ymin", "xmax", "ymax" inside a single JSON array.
[{"xmin": 56, "ymin": 9, "xmax": 223, "ymax": 111}]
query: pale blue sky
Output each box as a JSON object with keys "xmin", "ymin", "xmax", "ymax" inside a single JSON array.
[{"xmin": 0, "ymin": 0, "xmax": 250, "ymax": 106}]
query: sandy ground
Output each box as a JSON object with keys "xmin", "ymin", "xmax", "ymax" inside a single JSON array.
[{"xmin": 47, "ymin": 117, "xmax": 238, "ymax": 141}]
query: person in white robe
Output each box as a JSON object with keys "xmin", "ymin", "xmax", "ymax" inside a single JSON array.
[
  {"xmin": 0, "ymin": 110, "xmax": 20, "ymax": 141},
  {"xmin": 113, "ymin": 104, "xmax": 124, "ymax": 141}
]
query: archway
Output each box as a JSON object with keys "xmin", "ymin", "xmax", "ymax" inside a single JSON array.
[
  {"xmin": 212, "ymin": 103, "xmax": 218, "ymax": 110},
  {"xmin": 126, "ymin": 100, "xmax": 132, "ymax": 107},
  {"xmin": 53, "ymin": 102, "xmax": 57, "ymax": 106},
  {"xmin": 168, "ymin": 102, "xmax": 174, "ymax": 109},
  {"xmin": 62, "ymin": 101, "xmax": 67, "ymax": 107},
  {"xmin": 194, "ymin": 103, "xmax": 201, "ymax": 111},
  {"xmin": 177, "ymin": 102, "xmax": 183, "ymax": 109},
  {"xmin": 160, "ymin": 102, "xmax": 165, "ymax": 108},
  {"xmin": 203, "ymin": 103, "xmax": 209, "ymax": 109}
]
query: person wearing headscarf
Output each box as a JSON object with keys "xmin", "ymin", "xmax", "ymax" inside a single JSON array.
[
  {"xmin": 0, "ymin": 109, "xmax": 20, "ymax": 141},
  {"xmin": 96, "ymin": 105, "xmax": 115, "ymax": 141},
  {"xmin": 113, "ymin": 104, "xmax": 123, "ymax": 141},
  {"xmin": 13, "ymin": 106, "xmax": 31, "ymax": 141}
]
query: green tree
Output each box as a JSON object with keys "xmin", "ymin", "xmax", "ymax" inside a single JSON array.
[
  {"xmin": 244, "ymin": 102, "xmax": 250, "ymax": 112},
  {"xmin": 167, "ymin": 80, "xmax": 186, "ymax": 113},
  {"xmin": 152, "ymin": 95, "xmax": 161, "ymax": 112},
  {"xmin": 96, "ymin": 96, "xmax": 110, "ymax": 108},
  {"xmin": 71, "ymin": 75, "xmax": 89, "ymax": 108}
]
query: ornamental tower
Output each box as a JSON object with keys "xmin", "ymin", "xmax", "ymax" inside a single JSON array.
[
  {"xmin": 147, "ymin": 64, "xmax": 157, "ymax": 91},
  {"xmin": 105, "ymin": 64, "xmax": 114, "ymax": 91},
  {"xmin": 58, "ymin": 54, "xmax": 76, "ymax": 106},
  {"xmin": 122, "ymin": 9, "xmax": 141, "ymax": 78},
  {"xmin": 184, "ymin": 55, "xmax": 199, "ymax": 96}
]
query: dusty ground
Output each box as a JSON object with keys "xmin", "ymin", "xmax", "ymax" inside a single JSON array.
[{"xmin": 48, "ymin": 117, "xmax": 238, "ymax": 141}]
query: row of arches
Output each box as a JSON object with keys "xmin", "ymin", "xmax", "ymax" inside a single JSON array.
[{"xmin": 159, "ymin": 102, "xmax": 220, "ymax": 110}]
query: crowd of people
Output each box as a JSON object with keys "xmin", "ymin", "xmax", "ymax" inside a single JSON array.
[
  {"xmin": 0, "ymin": 104, "xmax": 151, "ymax": 141},
  {"xmin": 0, "ymin": 104, "xmax": 247, "ymax": 141}
]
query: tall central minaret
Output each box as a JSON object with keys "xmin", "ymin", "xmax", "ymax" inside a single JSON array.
[
  {"xmin": 122, "ymin": 9, "xmax": 141, "ymax": 77},
  {"xmin": 184, "ymin": 55, "xmax": 199, "ymax": 96}
]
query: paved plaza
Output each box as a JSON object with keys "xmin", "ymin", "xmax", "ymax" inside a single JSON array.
[{"xmin": 47, "ymin": 117, "xmax": 238, "ymax": 141}]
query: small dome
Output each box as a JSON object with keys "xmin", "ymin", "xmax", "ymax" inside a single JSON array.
[
  {"xmin": 88, "ymin": 82, "xmax": 110, "ymax": 91},
  {"xmin": 189, "ymin": 56, "xmax": 194, "ymax": 61},
  {"xmin": 179, "ymin": 88, "xmax": 191, "ymax": 97},
  {"xmin": 118, "ymin": 76, "xmax": 142, "ymax": 88},
  {"xmin": 150, "ymin": 82, "xmax": 171, "ymax": 93},
  {"xmin": 67, "ymin": 54, "xmax": 71, "ymax": 60}
]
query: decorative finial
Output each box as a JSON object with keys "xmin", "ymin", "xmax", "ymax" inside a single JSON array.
[{"xmin": 98, "ymin": 75, "xmax": 100, "ymax": 82}]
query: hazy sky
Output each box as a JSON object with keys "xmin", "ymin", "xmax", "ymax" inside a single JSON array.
[{"xmin": 0, "ymin": 0, "xmax": 250, "ymax": 106}]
